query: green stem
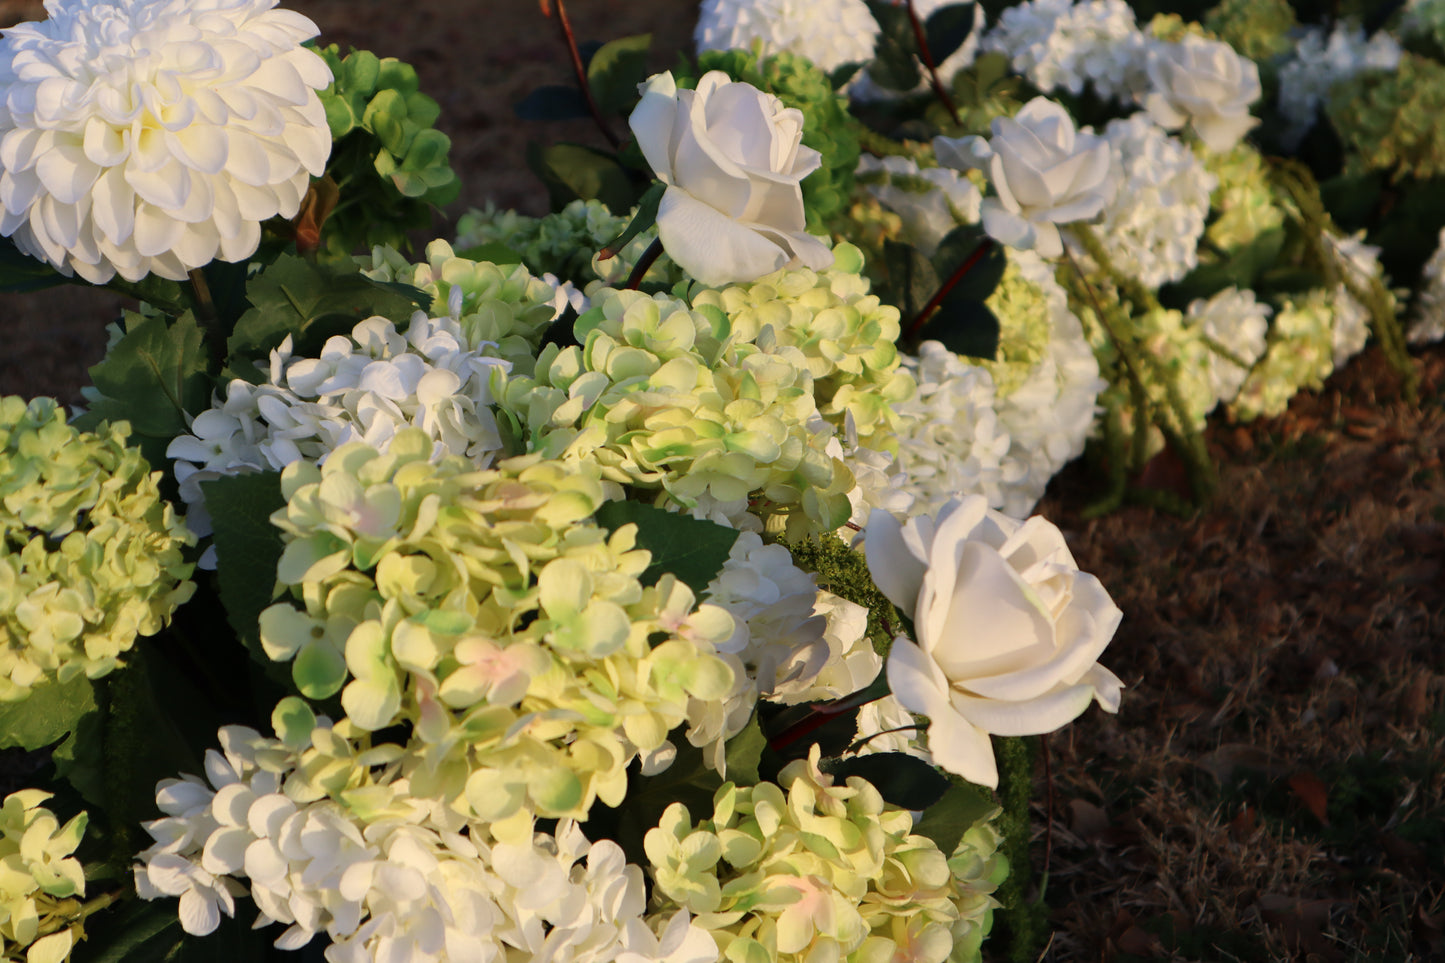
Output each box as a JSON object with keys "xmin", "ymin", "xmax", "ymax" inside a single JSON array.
[{"xmin": 993, "ymin": 735, "xmax": 1046, "ymax": 963}]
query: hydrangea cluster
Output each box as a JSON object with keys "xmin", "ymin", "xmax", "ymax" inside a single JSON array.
[
  {"xmin": 0, "ymin": 397, "xmax": 194, "ymax": 701},
  {"xmin": 645, "ymin": 752, "xmax": 1005, "ymax": 963},
  {"xmin": 1230, "ymin": 292, "xmax": 1335, "ymax": 421},
  {"xmin": 853, "ymin": 155, "xmax": 982, "ymax": 258},
  {"xmin": 1324, "ymin": 230, "xmax": 1389, "ymax": 368},
  {"xmin": 688, "ymin": 244, "xmax": 916, "ymax": 451},
  {"xmin": 134, "ymin": 716, "xmax": 718, "ymax": 963},
  {"xmin": 454, "ymin": 199, "xmax": 679, "ymax": 290},
  {"xmin": 1409, "ymin": 227, "xmax": 1445, "ymax": 345},
  {"xmin": 168, "ymin": 303, "xmax": 516, "ymax": 545},
  {"xmin": 1200, "ymin": 144, "xmax": 1286, "ymax": 254},
  {"xmin": 1181, "ymin": 287, "xmax": 1272, "ymax": 409},
  {"xmin": 0, "ymin": 791, "xmax": 87, "ymax": 963},
  {"xmin": 1092, "ymin": 114, "xmax": 1216, "ymax": 288},
  {"xmin": 261, "ymin": 432, "xmax": 736, "ymax": 821},
  {"xmin": 1276, "ymin": 23, "xmax": 1403, "ymax": 151},
  {"xmin": 492, "ymin": 286, "xmax": 855, "ymax": 534},
  {"xmin": 981, "ymin": 0, "xmax": 1148, "ymax": 103},
  {"xmin": 0, "ymin": 0, "xmax": 332, "ymax": 282}
]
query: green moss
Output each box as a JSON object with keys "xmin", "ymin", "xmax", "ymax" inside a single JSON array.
[
  {"xmin": 782, "ymin": 532, "xmax": 899, "ymax": 657},
  {"xmin": 1328, "ymin": 52, "xmax": 1445, "ymax": 183},
  {"xmin": 1203, "ymin": 0, "xmax": 1296, "ymax": 60}
]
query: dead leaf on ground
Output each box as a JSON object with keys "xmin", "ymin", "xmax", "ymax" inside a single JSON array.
[
  {"xmin": 1068, "ymin": 799, "xmax": 1111, "ymax": 841},
  {"xmin": 1114, "ymin": 925, "xmax": 1164, "ymax": 957},
  {"xmin": 1195, "ymin": 743, "xmax": 1288, "ymax": 782},
  {"xmin": 1258, "ymin": 895, "xmax": 1343, "ymax": 959},
  {"xmin": 1229, "ymin": 805, "xmax": 1257, "ymax": 840},
  {"xmin": 1287, "ymin": 772, "xmax": 1330, "ymax": 827}
]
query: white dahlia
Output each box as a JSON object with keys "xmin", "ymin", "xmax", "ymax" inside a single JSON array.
[{"xmin": 0, "ymin": 0, "xmax": 333, "ymax": 283}]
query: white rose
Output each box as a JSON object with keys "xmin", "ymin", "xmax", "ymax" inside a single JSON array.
[
  {"xmin": 934, "ymin": 97, "xmax": 1113, "ymax": 258},
  {"xmin": 864, "ymin": 496, "xmax": 1123, "ymax": 788},
  {"xmin": 1144, "ymin": 37, "xmax": 1261, "ymax": 153},
  {"xmin": 628, "ymin": 70, "xmax": 832, "ymax": 285}
]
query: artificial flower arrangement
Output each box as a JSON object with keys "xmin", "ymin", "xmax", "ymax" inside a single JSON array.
[{"xmin": 0, "ymin": 2, "xmax": 1161, "ymax": 963}]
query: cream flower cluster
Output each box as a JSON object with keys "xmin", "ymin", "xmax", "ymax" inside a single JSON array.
[
  {"xmin": 1409, "ymin": 227, "xmax": 1445, "ymax": 345},
  {"xmin": 261, "ymin": 433, "xmax": 736, "ymax": 822},
  {"xmin": 0, "ymin": 396, "xmax": 194, "ymax": 700},
  {"xmin": 645, "ymin": 752, "xmax": 1005, "ymax": 963},
  {"xmin": 493, "ymin": 286, "xmax": 855, "ymax": 535},
  {"xmin": 1277, "ymin": 23, "xmax": 1402, "ymax": 151},
  {"xmin": 1093, "ymin": 114, "xmax": 1216, "ymax": 288},
  {"xmin": 0, "ymin": 0, "xmax": 332, "ymax": 282},
  {"xmin": 135, "ymin": 718, "xmax": 718, "ymax": 963},
  {"xmin": 981, "ymin": 0, "xmax": 1148, "ymax": 103},
  {"xmin": 168, "ymin": 301, "xmax": 513, "ymax": 547},
  {"xmin": 1182, "ymin": 287, "xmax": 1272, "ymax": 410},
  {"xmin": 0, "ymin": 790, "xmax": 87, "ymax": 963},
  {"xmin": 854, "ymin": 154, "xmax": 983, "ymax": 258},
  {"xmin": 1324, "ymin": 230, "xmax": 1389, "ymax": 368},
  {"xmin": 1231, "ymin": 291, "xmax": 1335, "ymax": 421}
]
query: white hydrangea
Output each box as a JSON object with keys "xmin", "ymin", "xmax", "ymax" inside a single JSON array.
[
  {"xmin": 776, "ymin": 591, "xmax": 881, "ymax": 704},
  {"xmin": 988, "ymin": 250, "xmax": 1105, "ymax": 517},
  {"xmin": 1183, "ymin": 287, "xmax": 1271, "ymax": 407},
  {"xmin": 168, "ymin": 293, "xmax": 511, "ymax": 549},
  {"xmin": 1276, "ymin": 23, "xmax": 1403, "ymax": 151},
  {"xmin": 893, "ymin": 342, "xmax": 1011, "ymax": 517},
  {"xmin": 1325, "ymin": 230, "xmax": 1388, "ymax": 368},
  {"xmin": 1230, "ymin": 291, "xmax": 1335, "ymax": 421},
  {"xmin": 135, "ymin": 721, "xmax": 718, "ymax": 963},
  {"xmin": 854, "ymin": 154, "xmax": 982, "ymax": 257},
  {"xmin": 1093, "ymin": 113, "xmax": 1216, "ymax": 288},
  {"xmin": 1409, "ymin": 226, "xmax": 1445, "ymax": 345},
  {"xmin": 0, "ymin": 0, "xmax": 332, "ymax": 282},
  {"xmin": 981, "ymin": 0, "xmax": 1148, "ymax": 103}
]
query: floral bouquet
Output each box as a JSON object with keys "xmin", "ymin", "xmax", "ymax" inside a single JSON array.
[{"xmin": 0, "ymin": 2, "xmax": 1155, "ymax": 963}]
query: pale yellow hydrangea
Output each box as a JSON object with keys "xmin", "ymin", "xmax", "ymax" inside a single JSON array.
[
  {"xmin": 644, "ymin": 751, "xmax": 1004, "ymax": 963},
  {"xmin": 1230, "ymin": 291, "xmax": 1336, "ymax": 420},
  {"xmin": 260, "ymin": 430, "xmax": 737, "ymax": 821},
  {"xmin": 0, "ymin": 398, "xmax": 194, "ymax": 701},
  {"xmin": 0, "ymin": 791, "xmax": 87, "ymax": 963},
  {"xmin": 1200, "ymin": 143, "xmax": 1286, "ymax": 253}
]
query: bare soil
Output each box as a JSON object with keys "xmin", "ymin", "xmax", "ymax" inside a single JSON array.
[{"xmin": 1, "ymin": 1, "xmax": 1441, "ymax": 960}]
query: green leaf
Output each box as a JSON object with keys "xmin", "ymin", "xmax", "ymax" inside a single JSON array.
[
  {"xmin": 587, "ymin": 34, "xmax": 653, "ymax": 115},
  {"xmin": 866, "ymin": 0, "xmax": 922, "ymax": 91},
  {"xmin": 0, "ymin": 235, "xmax": 68, "ymax": 293},
  {"xmin": 915, "ymin": 298, "xmax": 1000, "ymax": 359},
  {"xmin": 514, "ymin": 84, "xmax": 592, "ymax": 122},
  {"xmin": 0, "ymin": 674, "xmax": 96, "ymax": 751},
  {"xmin": 821, "ymin": 751, "xmax": 951, "ymax": 810},
  {"xmin": 882, "ymin": 240, "xmax": 940, "ymax": 319},
  {"xmin": 527, "ymin": 141, "xmax": 640, "ymax": 215},
  {"xmin": 598, "ymin": 181, "xmax": 664, "ymax": 258},
  {"xmin": 455, "ymin": 242, "xmax": 524, "ymax": 265},
  {"xmin": 724, "ymin": 712, "xmax": 767, "ymax": 785},
  {"xmin": 932, "ymin": 224, "xmax": 1006, "ymax": 301},
  {"xmin": 829, "ymin": 61, "xmax": 865, "ymax": 90},
  {"xmin": 592, "ymin": 501, "xmax": 739, "ymax": 597},
  {"xmin": 913, "ymin": 779, "xmax": 997, "ymax": 855},
  {"xmin": 225, "ymin": 255, "xmax": 431, "ymax": 376},
  {"xmin": 71, "ymin": 898, "xmax": 273, "ymax": 963},
  {"xmin": 1161, "ymin": 228, "xmax": 1287, "ymax": 305},
  {"xmin": 202, "ymin": 473, "xmax": 286, "ymax": 662},
  {"xmin": 84, "ymin": 311, "xmax": 213, "ymax": 439},
  {"xmin": 925, "ymin": 2, "xmax": 978, "ymax": 64}
]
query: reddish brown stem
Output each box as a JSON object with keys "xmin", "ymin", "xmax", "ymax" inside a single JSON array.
[
  {"xmin": 905, "ymin": 237, "xmax": 995, "ymax": 341},
  {"xmin": 546, "ymin": 0, "xmax": 622, "ymax": 150},
  {"xmin": 906, "ymin": 0, "xmax": 961, "ymax": 127},
  {"xmin": 624, "ymin": 237, "xmax": 664, "ymax": 290}
]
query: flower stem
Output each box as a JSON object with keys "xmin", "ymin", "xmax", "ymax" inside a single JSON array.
[
  {"xmin": 905, "ymin": 0, "xmax": 960, "ymax": 127},
  {"xmin": 545, "ymin": 0, "xmax": 621, "ymax": 150},
  {"xmin": 905, "ymin": 237, "xmax": 994, "ymax": 343},
  {"xmin": 624, "ymin": 237, "xmax": 664, "ymax": 290}
]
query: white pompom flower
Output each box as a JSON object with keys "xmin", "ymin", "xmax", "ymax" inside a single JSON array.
[{"xmin": 0, "ymin": 0, "xmax": 333, "ymax": 283}]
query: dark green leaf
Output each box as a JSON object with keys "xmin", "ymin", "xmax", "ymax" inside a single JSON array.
[
  {"xmin": 866, "ymin": 0, "xmax": 922, "ymax": 91},
  {"xmin": 592, "ymin": 501, "xmax": 739, "ymax": 597},
  {"xmin": 0, "ymin": 235, "xmax": 68, "ymax": 293},
  {"xmin": 913, "ymin": 780, "xmax": 997, "ymax": 854},
  {"xmin": 85, "ymin": 311, "xmax": 213, "ymax": 439},
  {"xmin": 829, "ymin": 61, "xmax": 865, "ymax": 90},
  {"xmin": 724, "ymin": 712, "xmax": 766, "ymax": 785},
  {"xmin": 225, "ymin": 255, "xmax": 431, "ymax": 376},
  {"xmin": 587, "ymin": 34, "xmax": 653, "ymax": 116},
  {"xmin": 932, "ymin": 224, "xmax": 1006, "ymax": 301},
  {"xmin": 821, "ymin": 751, "xmax": 951, "ymax": 810},
  {"xmin": 598, "ymin": 181, "xmax": 664, "ymax": 258},
  {"xmin": 203, "ymin": 472, "xmax": 286, "ymax": 663},
  {"xmin": 882, "ymin": 240, "xmax": 940, "ymax": 319},
  {"xmin": 540, "ymin": 303, "xmax": 581, "ymax": 351},
  {"xmin": 0, "ymin": 674, "xmax": 96, "ymax": 751},
  {"xmin": 455, "ymin": 242, "xmax": 524, "ymax": 265},
  {"xmin": 915, "ymin": 298, "xmax": 1000, "ymax": 359},
  {"xmin": 527, "ymin": 141, "xmax": 640, "ymax": 215},
  {"xmin": 925, "ymin": 3, "xmax": 977, "ymax": 63},
  {"xmin": 1161, "ymin": 228, "xmax": 1287, "ymax": 305},
  {"xmin": 514, "ymin": 84, "xmax": 592, "ymax": 122},
  {"xmin": 71, "ymin": 897, "xmax": 274, "ymax": 963}
]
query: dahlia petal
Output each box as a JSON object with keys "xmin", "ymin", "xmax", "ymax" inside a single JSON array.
[
  {"xmin": 35, "ymin": 136, "xmax": 99, "ymax": 205},
  {"xmin": 125, "ymin": 158, "xmax": 192, "ymax": 211},
  {"xmin": 167, "ymin": 124, "xmax": 228, "ymax": 174},
  {"xmin": 134, "ymin": 202, "xmax": 185, "ymax": 257},
  {"xmin": 82, "ymin": 116, "xmax": 128, "ymax": 165},
  {"xmin": 217, "ymin": 217, "xmax": 260, "ymax": 262},
  {"xmin": 90, "ymin": 166, "xmax": 136, "ymax": 242},
  {"xmin": 0, "ymin": 167, "xmax": 44, "ymax": 216}
]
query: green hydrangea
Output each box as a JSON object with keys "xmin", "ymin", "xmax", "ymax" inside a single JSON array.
[
  {"xmin": 1327, "ymin": 52, "xmax": 1445, "ymax": 181},
  {"xmin": 1230, "ymin": 291, "xmax": 1335, "ymax": 421},
  {"xmin": 1089, "ymin": 306, "xmax": 1219, "ymax": 452},
  {"xmin": 679, "ymin": 47, "xmax": 861, "ymax": 232},
  {"xmin": 982, "ymin": 259, "xmax": 1055, "ymax": 400},
  {"xmin": 1201, "ymin": 144, "xmax": 1287, "ymax": 253},
  {"xmin": 359, "ymin": 240, "xmax": 560, "ymax": 373},
  {"xmin": 453, "ymin": 199, "xmax": 682, "ymax": 289},
  {"xmin": 0, "ymin": 398, "xmax": 194, "ymax": 702},
  {"xmin": 644, "ymin": 753, "xmax": 1005, "ymax": 963},
  {"xmin": 491, "ymin": 288, "xmax": 855, "ymax": 536},
  {"xmin": 261, "ymin": 431, "xmax": 736, "ymax": 822},
  {"xmin": 688, "ymin": 244, "xmax": 915, "ymax": 452},
  {"xmin": 1203, "ymin": 0, "xmax": 1296, "ymax": 61},
  {"xmin": 0, "ymin": 790, "xmax": 86, "ymax": 963}
]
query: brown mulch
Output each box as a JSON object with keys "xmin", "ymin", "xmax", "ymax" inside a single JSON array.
[{"xmin": 1, "ymin": 1, "xmax": 1442, "ymax": 960}]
